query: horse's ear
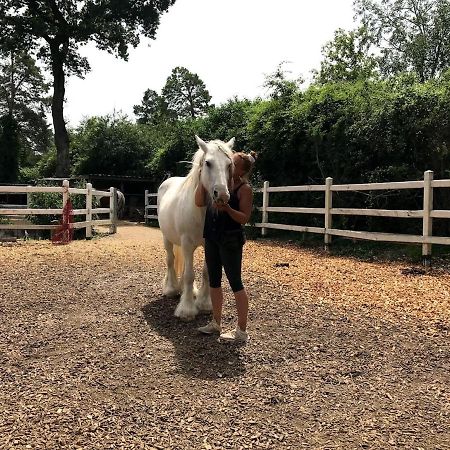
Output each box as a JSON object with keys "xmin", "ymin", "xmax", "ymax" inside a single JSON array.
[
  {"xmin": 195, "ymin": 135, "xmax": 208, "ymax": 153},
  {"xmin": 226, "ymin": 137, "xmax": 236, "ymax": 149}
]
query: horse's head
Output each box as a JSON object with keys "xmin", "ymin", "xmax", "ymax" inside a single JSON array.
[{"xmin": 195, "ymin": 135, "xmax": 235, "ymax": 204}]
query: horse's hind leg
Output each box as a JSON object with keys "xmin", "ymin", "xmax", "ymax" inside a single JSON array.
[
  {"xmin": 195, "ymin": 259, "xmax": 211, "ymax": 312},
  {"xmin": 174, "ymin": 239, "xmax": 198, "ymax": 320},
  {"xmin": 162, "ymin": 237, "xmax": 180, "ymax": 297}
]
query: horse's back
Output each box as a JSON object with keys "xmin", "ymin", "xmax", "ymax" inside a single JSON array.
[{"xmin": 158, "ymin": 177, "xmax": 184, "ymax": 205}]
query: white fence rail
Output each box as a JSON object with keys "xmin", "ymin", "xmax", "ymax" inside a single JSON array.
[
  {"xmin": 0, "ymin": 179, "xmax": 118, "ymax": 238},
  {"xmin": 256, "ymin": 170, "xmax": 450, "ymax": 263},
  {"xmin": 143, "ymin": 170, "xmax": 450, "ymax": 263},
  {"xmin": 144, "ymin": 190, "xmax": 158, "ymax": 221}
]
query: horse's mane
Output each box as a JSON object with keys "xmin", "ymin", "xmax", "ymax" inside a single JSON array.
[{"xmin": 185, "ymin": 149, "xmax": 204, "ymax": 185}]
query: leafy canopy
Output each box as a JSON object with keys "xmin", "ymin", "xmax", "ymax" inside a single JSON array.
[
  {"xmin": 354, "ymin": 0, "xmax": 450, "ymax": 81},
  {"xmin": 314, "ymin": 27, "xmax": 379, "ymax": 84},
  {"xmin": 162, "ymin": 67, "xmax": 212, "ymax": 119},
  {"xmin": 0, "ymin": 50, "xmax": 51, "ymax": 164},
  {"xmin": 0, "ymin": 0, "xmax": 177, "ymax": 74}
]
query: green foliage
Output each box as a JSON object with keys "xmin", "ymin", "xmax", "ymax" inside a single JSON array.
[
  {"xmin": 314, "ymin": 27, "xmax": 379, "ymax": 84},
  {"xmin": 0, "ymin": 0, "xmax": 177, "ymax": 176},
  {"xmin": 355, "ymin": 0, "xmax": 450, "ymax": 81},
  {"xmin": 144, "ymin": 98, "xmax": 258, "ymax": 181},
  {"xmin": 71, "ymin": 115, "xmax": 154, "ymax": 177},
  {"xmin": 134, "ymin": 66, "xmax": 212, "ymax": 127},
  {"xmin": 197, "ymin": 98, "xmax": 255, "ymax": 149},
  {"xmin": 133, "ymin": 89, "xmax": 175, "ymax": 125},
  {"xmin": 249, "ymin": 73, "xmax": 450, "ymax": 188},
  {"xmin": 263, "ymin": 63, "xmax": 304, "ymax": 100},
  {"xmin": 0, "ymin": 1, "xmax": 178, "ymax": 75},
  {"xmin": 19, "ymin": 146, "xmax": 57, "ymax": 183},
  {"xmin": 146, "ymin": 120, "xmax": 202, "ymax": 180},
  {"xmin": 162, "ymin": 67, "xmax": 212, "ymax": 119},
  {"xmin": 0, "ymin": 50, "xmax": 51, "ymax": 179}
]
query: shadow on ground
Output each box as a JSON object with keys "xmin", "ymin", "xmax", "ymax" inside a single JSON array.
[{"xmin": 142, "ymin": 295, "xmax": 246, "ymax": 380}]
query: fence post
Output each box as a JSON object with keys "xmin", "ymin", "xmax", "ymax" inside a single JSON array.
[
  {"xmin": 324, "ymin": 177, "xmax": 333, "ymax": 251},
  {"xmin": 422, "ymin": 170, "xmax": 433, "ymax": 267},
  {"xmin": 62, "ymin": 179, "xmax": 69, "ymax": 208},
  {"xmin": 86, "ymin": 183, "xmax": 93, "ymax": 239},
  {"xmin": 144, "ymin": 189, "xmax": 149, "ymax": 224},
  {"xmin": 261, "ymin": 181, "xmax": 270, "ymax": 237},
  {"xmin": 110, "ymin": 187, "xmax": 118, "ymax": 234},
  {"xmin": 27, "ymin": 186, "xmax": 32, "ymax": 208}
]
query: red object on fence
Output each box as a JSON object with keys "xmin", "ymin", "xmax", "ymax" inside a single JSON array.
[{"xmin": 51, "ymin": 199, "xmax": 74, "ymax": 245}]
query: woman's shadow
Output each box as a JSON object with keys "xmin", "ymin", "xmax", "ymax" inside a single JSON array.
[{"xmin": 141, "ymin": 296, "xmax": 246, "ymax": 380}]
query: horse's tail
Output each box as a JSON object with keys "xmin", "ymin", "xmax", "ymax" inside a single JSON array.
[{"xmin": 174, "ymin": 245, "xmax": 184, "ymax": 279}]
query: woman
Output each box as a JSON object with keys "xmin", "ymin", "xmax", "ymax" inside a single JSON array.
[{"xmin": 195, "ymin": 151, "xmax": 257, "ymax": 343}]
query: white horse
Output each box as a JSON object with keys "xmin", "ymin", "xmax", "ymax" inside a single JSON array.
[{"xmin": 157, "ymin": 135, "xmax": 235, "ymax": 319}]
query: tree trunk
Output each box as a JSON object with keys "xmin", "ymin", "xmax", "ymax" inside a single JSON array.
[
  {"xmin": 8, "ymin": 51, "xmax": 15, "ymax": 116},
  {"xmin": 51, "ymin": 47, "xmax": 70, "ymax": 177}
]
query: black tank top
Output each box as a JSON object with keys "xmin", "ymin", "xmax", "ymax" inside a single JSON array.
[{"xmin": 203, "ymin": 183, "xmax": 245, "ymax": 240}]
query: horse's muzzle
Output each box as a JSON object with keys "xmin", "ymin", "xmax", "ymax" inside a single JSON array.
[{"xmin": 213, "ymin": 187, "xmax": 230, "ymax": 204}]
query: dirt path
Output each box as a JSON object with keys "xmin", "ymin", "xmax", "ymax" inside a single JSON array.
[{"xmin": 0, "ymin": 224, "xmax": 449, "ymax": 449}]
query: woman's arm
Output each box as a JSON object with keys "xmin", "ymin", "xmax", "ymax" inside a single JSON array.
[
  {"xmin": 195, "ymin": 182, "xmax": 207, "ymax": 207},
  {"xmin": 217, "ymin": 184, "xmax": 253, "ymax": 224}
]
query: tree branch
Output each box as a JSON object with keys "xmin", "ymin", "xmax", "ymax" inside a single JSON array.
[{"xmin": 26, "ymin": 0, "xmax": 53, "ymax": 43}]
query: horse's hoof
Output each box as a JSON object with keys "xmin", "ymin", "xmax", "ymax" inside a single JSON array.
[
  {"xmin": 174, "ymin": 301, "xmax": 198, "ymax": 321},
  {"xmin": 178, "ymin": 315, "xmax": 195, "ymax": 322},
  {"xmin": 163, "ymin": 289, "xmax": 180, "ymax": 298},
  {"xmin": 195, "ymin": 297, "xmax": 212, "ymax": 312}
]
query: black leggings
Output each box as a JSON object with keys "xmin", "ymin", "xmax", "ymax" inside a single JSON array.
[{"xmin": 204, "ymin": 234, "xmax": 244, "ymax": 293}]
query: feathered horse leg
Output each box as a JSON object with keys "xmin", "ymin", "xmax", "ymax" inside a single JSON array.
[
  {"xmin": 174, "ymin": 237, "xmax": 198, "ymax": 320},
  {"xmin": 162, "ymin": 237, "xmax": 181, "ymax": 297},
  {"xmin": 195, "ymin": 253, "xmax": 212, "ymax": 312}
]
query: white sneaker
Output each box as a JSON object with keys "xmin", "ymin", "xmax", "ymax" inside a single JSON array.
[
  {"xmin": 219, "ymin": 326, "xmax": 249, "ymax": 343},
  {"xmin": 197, "ymin": 319, "xmax": 221, "ymax": 335}
]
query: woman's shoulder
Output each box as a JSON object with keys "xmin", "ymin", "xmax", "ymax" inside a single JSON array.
[{"xmin": 238, "ymin": 183, "xmax": 253, "ymax": 197}]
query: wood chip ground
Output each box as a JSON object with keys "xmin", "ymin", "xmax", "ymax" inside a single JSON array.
[{"xmin": 1, "ymin": 224, "xmax": 449, "ymax": 449}]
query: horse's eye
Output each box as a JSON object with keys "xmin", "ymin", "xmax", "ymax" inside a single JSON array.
[{"xmin": 205, "ymin": 161, "xmax": 211, "ymax": 168}]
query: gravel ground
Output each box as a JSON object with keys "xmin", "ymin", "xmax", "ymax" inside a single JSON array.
[{"xmin": 0, "ymin": 224, "xmax": 449, "ymax": 450}]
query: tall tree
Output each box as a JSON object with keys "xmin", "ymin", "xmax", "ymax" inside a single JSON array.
[
  {"xmin": 354, "ymin": 0, "xmax": 450, "ymax": 81},
  {"xmin": 314, "ymin": 27, "xmax": 378, "ymax": 84},
  {"xmin": 133, "ymin": 89, "xmax": 174, "ymax": 125},
  {"xmin": 162, "ymin": 67, "xmax": 212, "ymax": 119},
  {"xmin": 0, "ymin": 0, "xmax": 176, "ymax": 177},
  {"xmin": 0, "ymin": 50, "xmax": 51, "ymax": 165}
]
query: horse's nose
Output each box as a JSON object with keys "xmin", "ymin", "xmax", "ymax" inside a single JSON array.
[{"xmin": 213, "ymin": 185, "xmax": 230, "ymax": 203}]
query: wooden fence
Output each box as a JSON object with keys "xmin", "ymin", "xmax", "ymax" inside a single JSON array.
[
  {"xmin": 144, "ymin": 190, "xmax": 158, "ymax": 221},
  {"xmin": 0, "ymin": 179, "xmax": 118, "ymax": 238},
  {"xmin": 256, "ymin": 170, "xmax": 450, "ymax": 262},
  {"xmin": 144, "ymin": 171, "xmax": 450, "ymax": 263}
]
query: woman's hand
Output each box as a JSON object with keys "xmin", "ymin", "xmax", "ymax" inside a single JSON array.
[{"xmin": 214, "ymin": 202, "xmax": 231, "ymax": 213}]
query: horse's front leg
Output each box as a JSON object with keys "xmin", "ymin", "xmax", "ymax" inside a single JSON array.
[
  {"xmin": 174, "ymin": 240, "xmax": 198, "ymax": 320},
  {"xmin": 162, "ymin": 237, "xmax": 180, "ymax": 297},
  {"xmin": 195, "ymin": 259, "xmax": 211, "ymax": 312}
]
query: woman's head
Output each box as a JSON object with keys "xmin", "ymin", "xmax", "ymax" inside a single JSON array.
[{"xmin": 232, "ymin": 151, "xmax": 257, "ymax": 182}]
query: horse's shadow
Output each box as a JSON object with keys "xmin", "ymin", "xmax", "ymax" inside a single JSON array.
[{"xmin": 141, "ymin": 296, "xmax": 246, "ymax": 380}]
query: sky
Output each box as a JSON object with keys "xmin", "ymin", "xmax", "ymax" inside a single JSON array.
[{"xmin": 64, "ymin": 0, "xmax": 357, "ymax": 127}]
